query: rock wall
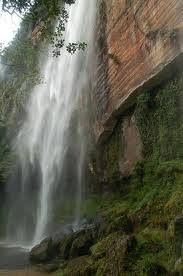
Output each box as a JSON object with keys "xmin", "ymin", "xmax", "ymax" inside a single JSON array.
[
  {"xmin": 93, "ymin": 0, "xmax": 183, "ymax": 144},
  {"xmin": 91, "ymin": 72, "xmax": 183, "ymax": 192},
  {"xmin": 90, "ymin": 0, "xmax": 183, "ymax": 187}
]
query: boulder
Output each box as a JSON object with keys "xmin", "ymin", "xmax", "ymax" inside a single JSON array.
[
  {"xmin": 69, "ymin": 231, "xmax": 94, "ymax": 258},
  {"xmin": 59, "ymin": 233, "xmax": 75, "ymax": 259},
  {"xmin": 30, "ymin": 225, "xmax": 74, "ymax": 263},
  {"xmin": 50, "ymin": 224, "xmax": 73, "ymax": 248},
  {"xmin": 30, "ymin": 238, "xmax": 54, "ymax": 263},
  {"xmin": 59, "ymin": 225, "xmax": 97, "ymax": 259},
  {"xmin": 30, "ymin": 223, "xmax": 97, "ymax": 264},
  {"xmin": 93, "ymin": 213, "xmax": 109, "ymax": 237},
  {"xmin": 93, "ymin": 212, "xmax": 133, "ymax": 238}
]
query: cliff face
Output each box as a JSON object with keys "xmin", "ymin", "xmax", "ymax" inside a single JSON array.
[
  {"xmin": 94, "ymin": 0, "xmax": 183, "ymax": 144},
  {"xmin": 89, "ymin": 0, "xmax": 183, "ymax": 184}
]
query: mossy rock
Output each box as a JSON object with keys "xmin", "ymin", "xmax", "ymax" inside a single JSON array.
[
  {"xmin": 63, "ymin": 255, "xmax": 95, "ymax": 276},
  {"xmin": 91, "ymin": 232, "xmax": 136, "ymax": 275},
  {"xmin": 136, "ymin": 228, "xmax": 166, "ymax": 254},
  {"xmin": 106, "ymin": 214, "xmax": 133, "ymax": 235},
  {"xmin": 133, "ymin": 252, "xmax": 169, "ymax": 276},
  {"xmin": 92, "ymin": 210, "xmax": 112, "ymax": 238},
  {"xmin": 95, "ymin": 209, "xmax": 133, "ymax": 239},
  {"xmin": 144, "ymin": 262, "xmax": 167, "ymax": 276},
  {"xmin": 70, "ymin": 229, "xmax": 95, "ymax": 258},
  {"xmin": 60, "ymin": 227, "xmax": 97, "ymax": 260},
  {"xmin": 59, "ymin": 234, "xmax": 75, "ymax": 259},
  {"xmin": 90, "ymin": 240, "xmax": 107, "ymax": 260},
  {"xmin": 131, "ymin": 227, "xmax": 174, "ymax": 275}
]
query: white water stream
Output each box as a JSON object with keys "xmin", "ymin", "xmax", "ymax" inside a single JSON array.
[{"xmin": 4, "ymin": 0, "xmax": 96, "ymax": 247}]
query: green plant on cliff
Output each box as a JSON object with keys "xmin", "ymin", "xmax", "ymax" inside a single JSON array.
[
  {"xmin": 135, "ymin": 74, "xmax": 183, "ymax": 161},
  {"xmin": 102, "ymin": 121, "xmax": 122, "ymax": 190},
  {"xmin": 72, "ymin": 73, "xmax": 183, "ymax": 275},
  {"xmin": 72, "ymin": 159, "xmax": 182, "ymax": 275},
  {"xmin": 1, "ymin": 0, "xmax": 87, "ymax": 55}
]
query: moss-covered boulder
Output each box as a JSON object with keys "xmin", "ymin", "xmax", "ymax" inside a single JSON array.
[
  {"xmin": 91, "ymin": 232, "xmax": 136, "ymax": 275},
  {"xmin": 70, "ymin": 230, "xmax": 95, "ymax": 258},
  {"xmin": 63, "ymin": 256, "xmax": 94, "ymax": 276},
  {"xmin": 59, "ymin": 226, "xmax": 97, "ymax": 260},
  {"xmin": 94, "ymin": 210, "xmax": 133, "ymax": 239},
  {"xmin": 59, "ymin": 233, "xmax": 75, "ymax": 260},
  {"xmin": 106, "ymin": 214, "xmax": 133, "ymax": 234}
]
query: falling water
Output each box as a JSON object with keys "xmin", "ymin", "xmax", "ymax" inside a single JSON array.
[{"xmin": 3, "ymin": 0, "xmax": 96, "ymax": 247}]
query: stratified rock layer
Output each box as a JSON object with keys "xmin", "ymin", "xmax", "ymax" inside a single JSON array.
[{"xmin": 94, "ymin": 0, "xmax": 183, "ymax": 143}]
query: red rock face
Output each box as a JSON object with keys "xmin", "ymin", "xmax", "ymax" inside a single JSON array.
[{"xmin": 94, "ymin": 0, "xmax": 183, "ymax": 143}]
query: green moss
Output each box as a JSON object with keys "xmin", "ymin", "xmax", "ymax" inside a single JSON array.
[
  {"xmin": 59, "ymin": 234, "xmax": 75, "ymax": 260},
  {"xmin": 164, "ymin": 186, "xmax": 183, "ymax": 219},
  {"xmin": 106, "ymin": 214, "xmax": 133, "ymax": 234},
  {"xmin": 135, "ymin": 73, "xmax": 183, "ymax": 161},
  {"xmin": 102, "ymin": 121, "xmax": 122, "ymax": 189},
  {"xmin": 90, "ymin": 232, "xmax": 126, "ymax": 261},
  {"xmin": 91, "ymin": 239, "xmax": 107, "ymax": 260},
  {"xmin": 69, "ymin": 229, "xmax": 96, "ymax": 258},
  {"xmin": 131, "ymin": 227, "xmax": 175, "ymax": 275},
  {"xmin": 63, "ymin": 256, "xmax": 94, "ymax": 276},
  {"xmin": 83, "ymin": 159, "xmax": 183, "ymax": 228},
  {"xmin": 133, "ymin": 255, "xmax": 167, "ymax": 276},
  {"xmin": 81, "ymin": 195, "xmax": 104, "ymax": 217},
  {"xmin": 79, "ymin": 158, "xmax": 182, "ymax": 273},
  {"xmin": 51, "ymin": 159, "xmax": 183, "ymax": 275},
  {"xmin": 91, "ymin": 232, "xmax": 136, "ymax": 276}
]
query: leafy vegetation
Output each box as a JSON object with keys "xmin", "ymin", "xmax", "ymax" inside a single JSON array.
[
  {"xmin": 135, "ymin": 75, "xmax": 183, "ymax": 161},
  {"xmin": 70, "ymin": 158, "xmax": 182, "ymax": 275},
  {"xmin": 1, "ymin": 0, "xmax": 87, "ymax": 55},
  {"xmin": 63, "ymin": 72, "xmax": 183, "ymax": 275}
]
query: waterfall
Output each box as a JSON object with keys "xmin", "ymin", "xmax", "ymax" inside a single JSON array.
[{"xmin": 3, "ymin": 0, "xmax": 96, "ymax": 247}]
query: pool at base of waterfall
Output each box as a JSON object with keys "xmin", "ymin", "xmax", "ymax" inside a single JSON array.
[{"xmin": 0, "ymin": 245, "xmax": 30, "ymax": 269}]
